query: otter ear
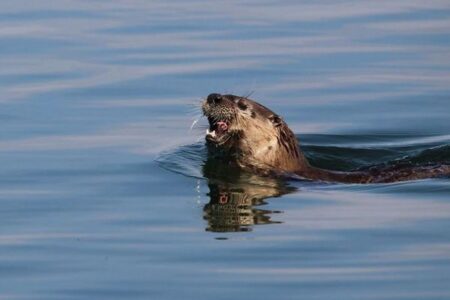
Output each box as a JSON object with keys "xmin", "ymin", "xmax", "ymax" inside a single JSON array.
[
  {"xmin": 269, "ymin": 114, "xmax": 282, "ymax": 127},
  {"xmin": 237, "ymin": 99, "xmax": 248, "ymax": 111}
]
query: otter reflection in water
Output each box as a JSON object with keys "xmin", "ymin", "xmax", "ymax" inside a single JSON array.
[{"xmin": 202, "ymin": 155, "xmax": 296, "ymax": 232}]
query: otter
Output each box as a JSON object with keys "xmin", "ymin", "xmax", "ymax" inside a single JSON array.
[{"xmin": 202, "ymin": 93, "xmax": 450, "ymax": 183}]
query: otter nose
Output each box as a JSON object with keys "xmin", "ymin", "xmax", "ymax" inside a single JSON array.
[{"xmin": 207, "ymin": 93, "xmax": 222, "ymax": 104}]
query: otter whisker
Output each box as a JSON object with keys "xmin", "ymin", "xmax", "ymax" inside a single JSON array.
[
  {"xmin": 187, "ymin": 102, "xmax": 202, "ymax": 111},
  {"xmin": 188, "ymin": 99, "xmax": 203, "ymax": 108},
  {"xmin": 189, "ymin": 114, "xmax": 204, "ymax": 131},
  {"xmin": 242, "ymin": 90, "xmax": 255, "ymax": 99},
  {"xmin": 186, "ymin": 99, "xmax": 203, "ymax": 115},
  {"xmin": 190, "ymin": 119, "xmax": 199, "ymax": 131}
]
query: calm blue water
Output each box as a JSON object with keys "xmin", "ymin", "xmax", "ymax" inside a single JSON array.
[{"xmin": 1, "ymin": 1, "xmax": 450, "ymax": 299}]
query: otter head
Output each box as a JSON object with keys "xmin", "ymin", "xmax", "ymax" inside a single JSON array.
[
  {"xmin": 202, "ymin": 93, "xmax": 307, "ymax": 174},
  {"xmin": 202, "ymin": 93, "xmax": 238, "ymax": 146}
]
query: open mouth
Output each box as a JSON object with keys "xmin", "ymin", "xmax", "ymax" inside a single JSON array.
[{"xmin": 206, "ymin": 118, "xmax": 230, "ymax": 143}]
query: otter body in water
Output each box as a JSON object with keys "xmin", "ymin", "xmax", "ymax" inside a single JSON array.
[{"xmin": 202, "ymin": 93, "xmax": 450, "ymax": 183}]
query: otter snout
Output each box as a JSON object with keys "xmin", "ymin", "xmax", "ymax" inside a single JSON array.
[
  {"xmin": 202, "ymin": 93, "xmax": 236, "ymax": 122},
  {"xmin": 207, "ymin": 93, "xmax": 222, "ymax": 104}
]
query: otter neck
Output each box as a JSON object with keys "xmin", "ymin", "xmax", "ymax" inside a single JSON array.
[{"xmin": 293, "ymin": 146, "xmax": 371, "ymax": 183}]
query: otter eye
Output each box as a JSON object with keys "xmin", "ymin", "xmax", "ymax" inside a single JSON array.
[
  {"xmin": 237, "ymin": 100, "xmax": 247, "ymax": 110},
  {"xmin": 269, "ymin": 114, "xmax": 282, "ymax": 127}
]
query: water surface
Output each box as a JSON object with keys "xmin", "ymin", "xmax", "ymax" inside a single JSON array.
[{"xmin": 1, "ymin": 1, "xmax": 450, "ymax": 299}]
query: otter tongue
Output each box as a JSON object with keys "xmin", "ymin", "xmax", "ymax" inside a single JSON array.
[{"xmin": 216, "ymin": 121, "xmax": 228, "ymax": 133}]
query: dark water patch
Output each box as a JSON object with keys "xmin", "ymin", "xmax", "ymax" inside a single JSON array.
[
  {"xmin": 101, "ymin": 21, "xmax": 225, "ymax": 35},
  {"xmin": 0, "ymin": 37, "xmax": 80, "ymax": 55},
  {"xmin": 326, "ymin": 178, "xmax": 450, "ymax": 198},
  {"xmin": 0, "ymin": 72, "xmax": 86, "ymax": 86},
  {"xmin": 157, "ymin": 142, "xmax": 206, "ymax": 179}
]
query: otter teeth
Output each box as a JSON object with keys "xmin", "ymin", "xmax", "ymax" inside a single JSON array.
[
  {"xmin": 206, "ymin": 128, "xmax": 216, "ymax": 137},
  {"xmin": 206, "ymin": 120, "xmax": 228, "ymax": 139}
]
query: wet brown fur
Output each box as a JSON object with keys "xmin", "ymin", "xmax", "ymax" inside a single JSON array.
[{"xmin": 203, "ymin": 94, "xmax": 450, "ymax": 183}]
